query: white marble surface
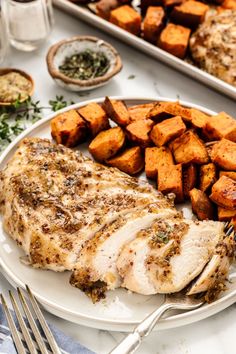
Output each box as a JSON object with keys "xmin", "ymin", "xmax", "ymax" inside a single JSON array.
[{"xmin": 1, "ymin": 7, "xmax": 236, "ymax": 354}]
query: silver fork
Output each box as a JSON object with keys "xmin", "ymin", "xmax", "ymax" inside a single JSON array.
[
  {"xmin": 110, "ymin": 223, "xmax": 235, "ymax": 354},
  {"xmin": 1, "ymin": 285, "xmax": 61, "ymax": 354}
]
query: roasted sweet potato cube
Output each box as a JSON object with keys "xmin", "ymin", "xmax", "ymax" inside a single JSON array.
[
  {"xmin": 163, "ymin": 0, "xmax": 185, "ymax": 8},
  {"xmin": 203, "ymin": 112, "xmax": 236, "ymax": 142},
  {"xmin": 189, "ymin": 188, "xmax": 214, "ymax": 220},
  {"xmin": 78, "ymin": 102, "xmax": 110, "ymax": 137},
  {"xmin": 143, "ymin": 7, "xmax": 165, "ymax": 43},
  {"xmin": 147, "ymin": 101, "xmax": 192, "ymax": 122},
  {"xmin": 218, "ymin": 207, "xmax": 236, "ymax": 221},
  {"xmin": 210, "ymin": 176, "xmax": 236, "ymax": 210},
  {"xmin": 170, "ymin": 1, "xmax": 209, "ymax": 28},
  {"xmin": 211, "ymin": 139, "xmax": 236, "ymax": 171},
  {"xmin": 219, "ymin": 171, "xmax": 236, "ymax": 181},
  {"xmin": 51, "ymin": 109, "xmax": 87, "ymax": 147},
  {"xmin": 189, "ymin": 108, "xmax": 209, "ymax": 129},
  {"xmin": 169, "ymin": 130, "xmax": 209, "ymax": 164},
  {"xmin": 150, "ymin": 116, "xmax": 186, "ymax": 146},
  {"xmin": 158, "ymin": 23, "xmax": 191, "ymax": 59},
  {"xmin": 140, "ymin": 0, "xmax": 163, "ymax": 13},
  {"xmin": 128, "ymin": 103, "xmax": 155, "ymax": 122},
  {"xmin": 145, "ymin": 146, "xmax": 174, "ymax": 179},
  {"xmin": 199, "ymin": 163, "xmax": 217, "ymax": 193},
  {"xmin": 222, "ymin": 0, "xmax": 236, "ymax": 9},
  {"xmin": 110, "ymin": 5, "xmax": 142, "ymax": 35},
  {"xmin": 158, "ymin": 164, "xmax": 183, "ymax": 202},
  {"xmin": 183, "ymin": 164, "xmax": 197, "ymax": 198},
  {"xmin": 96, "ymin": 0, "xmax": 120, "ymax": 20},
  {"xmin": 126, "ymin": 119, "xmax": 155, "ymax": 147},
  {"xmin": 89, "ymin": 126, "xmax": 125, "ymax": 162},
  {"xmin": 102, "ymin": 97, "xmax": 130, "ymax": 126},
  {"xmin": 107, "ymin": 146, "xmax": 144, "ymax": 175}
]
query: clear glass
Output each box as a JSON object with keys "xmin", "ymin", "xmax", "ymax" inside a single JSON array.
[
  {"xmin": 2, "ymin": 0, "xmax": 54, "ymax": 52},
  {"xmin": 0, "ymin": 13, "xmax": 8, "ymax": 64}
]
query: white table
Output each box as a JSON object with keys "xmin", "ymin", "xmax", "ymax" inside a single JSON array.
[{"xmin": 2, "ymin": 7, "xmax": 236, "ymax": 354}]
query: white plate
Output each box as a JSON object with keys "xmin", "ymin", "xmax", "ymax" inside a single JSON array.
[{"xmin": 0, "ymin": 96, "xmax": 235, "ymax": 332}]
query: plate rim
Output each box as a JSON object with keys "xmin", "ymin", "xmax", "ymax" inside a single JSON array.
[{"xmin": 1, "ymin": 95, "xmax": 236, "ymax": 330}]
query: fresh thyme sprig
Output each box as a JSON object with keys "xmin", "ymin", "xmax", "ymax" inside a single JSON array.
[{"xmin": 0, "ymin": 95, "xmax": 75, "ymax": 153}]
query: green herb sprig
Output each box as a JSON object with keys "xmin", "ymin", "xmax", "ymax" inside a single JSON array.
[{"xmin": 0, "ymin": 95, "xmax": 74, "ymax": 153}]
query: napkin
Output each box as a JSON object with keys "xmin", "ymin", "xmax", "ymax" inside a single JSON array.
[{"xmin": 0, "ymin": 303, "xmax": 95, "ymax": 354}]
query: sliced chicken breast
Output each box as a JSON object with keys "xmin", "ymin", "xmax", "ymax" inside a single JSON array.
[
  {"xmin": 70, "ymin": 204, "xmax": 178, "ymax": 301},
  {"xmin": 0, "ymin": 138, "xmax": 171, "ymax": 271},
  {"xmin": 117, "ymin": 218, "xmax": 225, "ymax": 295}
]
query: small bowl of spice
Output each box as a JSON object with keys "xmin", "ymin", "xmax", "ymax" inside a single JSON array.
[
  {"xmin": 46, "ymin": 36, "xmax": 122, "ymax": 92},
  {"xmin": 0, "ymin": 68, "xmax": 34, "ymax": 106}
]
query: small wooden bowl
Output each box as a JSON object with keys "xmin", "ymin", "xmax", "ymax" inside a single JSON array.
[
  {"xmin": 46, "ymin": 36, "xmax": 123, "ymax": 92},
  {"xmin": 0, "ymin": 68, "xmax": 34, "ymax": 106}
]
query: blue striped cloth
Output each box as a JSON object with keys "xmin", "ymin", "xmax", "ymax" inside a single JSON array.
[{"xmin": 0, "ymin": 304, "xmax": 95, "ymax": 354}]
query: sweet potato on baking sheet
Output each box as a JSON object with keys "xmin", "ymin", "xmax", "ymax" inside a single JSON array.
[
  {"xmin": 219, "ymin": 171, "xmax": 236, "ymax": 181},
  {"xmin": 218, "ymin": 207, "xmax": 236, "ymax": 221},
  {"xmin": 170, "ymin": 0, "xmax": 209, "ymax": 28},
  {"xmin": 96, "ymin": 0, "xmax": 120, "ymax": 20},
  {"xmin": 183, "ymin": 164, "xmax": 197, "ymax": 198},
  {"xmin": 145, "ymin": 146, "xmax": 174, "ymax": 179},
  {"xmin": 169, "ymin": 130, "xmax": 209, "ymax": 164},
  {"xmin": 158, "ymin": 164, "xmax": 184, "ymax": 202},
  {"xmin": 107, "ymin": 146, "xmax": 144, "ymax": 175},
  {"xmin": 51, "ymin": 109, "xmax": 87, "ymax": 148},
  {"xmin": 203, "ymin": 112, "xmax": 236, "ymax": 142},
  {"xmin": 210, "ymin": 176, "xmax": 236, "ymax": 210},
  {"xmin": 103, "ymin": 97, "xmax": 130, "ymax": 126},
  {"xmin": 78, "ymin": 102, "xmax": 110, "ymax": 137},
  {"xmin": 211, "ymin": 139, "xmax": 236, "ymax": 171},
  {"xmin": 128, "ymin": 103, "xmax": 155, "ymax": 122},
  {"xmin": 158, "ymin": 23, "xmax": 191, "ymax": 59},
  {"xmin": 147, "ymin": 101, "xmax": 192, "ymax": 122},
  {"xmin": 143, "ymin": 6, "xmax": 165, "ymax": 43},
  {"xmin": 110, "ymin": 5, "xmax": 142, "ymax": 35},
  {"xmin": 150, "ymin": 115, "xmax": 186, "ymax": 146},
  {"xmin": 89, "ymin": 126, "xmax": 125, "ymax": 162},
  {"xmin": 189, "ymin": 188, "xmax": 214, "ymax": 220},
  {"xmin": 126, "ymin": 119, "xmax": 155, "ymax": 147},
  {"xmin": 199, "ymin": 163, "xmax": 217, "ymax": 193}
]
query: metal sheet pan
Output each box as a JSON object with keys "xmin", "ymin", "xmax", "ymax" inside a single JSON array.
[{"xmin": 53, "ymin": 0, "xmax": 236, "ymax": 100}]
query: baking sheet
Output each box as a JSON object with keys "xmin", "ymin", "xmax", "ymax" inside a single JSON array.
[{"xmin": 53, "ymin": 0, "xmax": 236, "ymax": 100}]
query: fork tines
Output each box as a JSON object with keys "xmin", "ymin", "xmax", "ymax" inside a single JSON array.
[{"xmin": 1, "ymin": 286, "xmax": 61, "ymax": 354}]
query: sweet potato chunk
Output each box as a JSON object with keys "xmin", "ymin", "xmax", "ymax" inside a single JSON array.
[
  {"xmin": 147, "ymin": 101, "xmax": 191, "ymax": 122},
  {"xmin": 145, "ymin": 146, "xmax": 174, "ymax": 179},
  {"xmin": 140, "ymin": 0, "xmax": 163, "ymax": 13},
  {"xmin": 158, "ymin": 164, "xmax": 183, "ymax": 202},
  {"xmin": 126, "ymin": 119, "xmax": 155, "ymax": 147},
  {"xmin": 163, "ymin": 0, "xmax": 185, "ymax": 8},
  {"xmin": 150, "ymin": 116, "xmax": 186, "ymax": 146},
  {"xmin": 199, "ymin": 163, "xmax": 217, "ymax": 193},
  {"xmin": 96, "ymin": 0, "xmax": 120, "ymax": 20},
  {"xmin": 89, "ymin": 126, "xmax": 125, "ymax": 162},
  {"xmin": 183, "ymin": 164, "xmax": 197, "ymax": 198},
  {"xmin": 210, "ymin": 176, "xmax": 236, "ymax": 210},
  {"xmin": 222, "ymin": 0, "xmax": 236, "ymax": 9},
  {"xmin": 107, "ymin": 146, "xmax": 144, "ymax": 175},
  {"xmin": 211, "ymin": 139, "xmax": 236, "ymax": 171},
  {"xmin": 170, "ymin": 1, "xmax": 209, "ymax": 28},
  {"xmin": 169, "ymin": 130, "xmax": 209, "ymax": 164},
  {"xmin": 219, "ymin": 171, "xmax": 236, "ymax": 181},
  {"xmin": 189, "ymin": 188, "xmax": 214, "ymax": 220},
  {"xmin": 143, "ymin": 7, "xmax": 165, "ymax": 43},
  {"xmin": 158, "ymin": 23, "xmax": 191, "ymax": 59},
  {"xmin": 110, "ymin": 5, "xmax": 142, "ymax": 35},
  {"xmin": 189, "ymin": 108, "xmax": 209, "ymax": 129},
  {"xmin": 203, "ymin": 112, "xmax": 236, "ymax": 142},
  {"xmin": 102, "ymin": 97, "xmax": 130, "ymax": 126},
  {"xmin": 218, "ymin": 207, "xmax": 236, "ymax": 221},
  {"xmin": 78, "ymin": 102, "xmax": 110, "ymax": 137},
  {"xmin": 128, "ymin": 103, "xmax": 155, "ymax": 122},
  {"xmin": 51, "ymin": 109, "xmax": 87, "ymax": 147}
]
